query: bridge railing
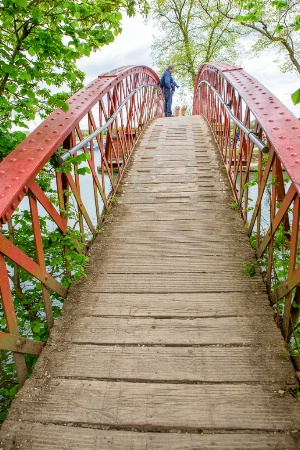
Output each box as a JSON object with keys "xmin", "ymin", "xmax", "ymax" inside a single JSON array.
[
  {"xmin": 193, "ymin": 62, "xmax": 300, "ymax": 355},
  {"xmin": 0, "ymin": 65, "xmax": 163, "ymax": 385}
]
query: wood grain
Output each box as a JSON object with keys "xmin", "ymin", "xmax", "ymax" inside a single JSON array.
[{"xmin": 2, "ymin": 115, "xmax": 299, "ymax": 449}]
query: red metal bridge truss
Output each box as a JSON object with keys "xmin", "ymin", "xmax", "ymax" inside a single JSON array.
[
  {"xmin": 194, "ymin": 62, "xmax": 300, "ymax": 351},
  {"xmin": 1, "ymin": 62, "xmax": 300, "ymax": 384},
  {"xmin": 0, "ymin": 66, "xmax": 163, "ymax": 384}
]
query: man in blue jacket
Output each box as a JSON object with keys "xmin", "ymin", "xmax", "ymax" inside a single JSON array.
[{"xmin": 161, "ymin": 65, "xmax": 179, "ymax": 117}]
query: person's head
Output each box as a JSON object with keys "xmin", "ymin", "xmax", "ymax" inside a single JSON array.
[{"xmin": 167, "ymin": 65, "xmax": 174, "ymax": 73}]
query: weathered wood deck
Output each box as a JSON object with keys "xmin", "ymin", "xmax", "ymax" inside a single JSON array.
[{"xmin": 1, "ymin": 116, "xmax": 300, "ymax": 449}]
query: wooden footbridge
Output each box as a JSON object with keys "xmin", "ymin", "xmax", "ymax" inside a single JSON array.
[{"xmin": 1, "ymin": 64, "xmax": 300, "ymax": 449}]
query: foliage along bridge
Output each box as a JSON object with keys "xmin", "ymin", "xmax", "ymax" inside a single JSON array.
[{"xmin": 1, "ymin": 64, "xmax": 300, "ymax": 448}]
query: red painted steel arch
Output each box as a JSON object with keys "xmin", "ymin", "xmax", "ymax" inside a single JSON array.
[
  {"xmin": 193, "ymin": 62, "xmax": 300, "ymax": 346},
  {"xmin": 0, "ymin": 65, "xmax": 162, "ymax": 225},
  {"xmin": 0, "ymin": 65, "xmax": 163, "ymax": 385},
  {"xmin": 193, "ymin": 62, "xmax": 300, "ymax": 193}
]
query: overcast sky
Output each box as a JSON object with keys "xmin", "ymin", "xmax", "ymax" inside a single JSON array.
[{"xmin": 77, "ymin": 14, "xmax": 300, "ymax": 118}]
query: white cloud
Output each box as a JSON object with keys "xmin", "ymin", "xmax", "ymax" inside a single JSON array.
[
  {"xmin": 77, "ymin": 15, "xmax": 156, "ymax": 83},
  {"xmin": 77, "ymin": 14, "xmax": 299, "ymax": 118},
  {"xmin": 24, "ymin": 14, "xmax": 300, "ymax": 131},
  {"xmin": 241, "ymin": 52, "xmax": 300, "ymax": 117}
]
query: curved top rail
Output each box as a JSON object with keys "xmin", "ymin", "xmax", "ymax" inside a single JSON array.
[
  {"xmin": 193, "ymin": 62, "xmax": 300, "ymax": 194},
  {"xmin": 0, "ymin": 65, "xmax": 160, "ymax": 225}
]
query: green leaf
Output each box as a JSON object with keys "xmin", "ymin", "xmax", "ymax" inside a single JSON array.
[
  {"xmin": 291, "ymin": 88, "xmax": 300, "ymax": 106},
  {"xmin": 61, "ymin": 102, "xmax": 69, "ymax": 113},
  {"xmin": 7, "ymin": 84, "xmax": 17, "ymax": 93},
  {"xmin": 82, "ymin": 46, "xmax": 90, "ymax": 57},
  {"xmin": 28, "ymin": 47, "xmax": 36, "ymax": 57},
  {"xmin": 15, "ymin": 0, "xmax": 28, "ymax": 6},
  {"xmin": 75, "ymin": 167, "xmax": 91, "ymax": 175},
  {"xmin": 271, "ymin": 0, "xmax": 289, "ymax": 10},
  {"xmin": 9, "ymin": 385, "xmax": 19, "ymax": 397},
  {"xmin": 33, "ymin": 323, "xmax": 42, "ymax": 333}
]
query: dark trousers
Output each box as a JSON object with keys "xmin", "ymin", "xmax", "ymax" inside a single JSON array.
[{"xmin": 163, "ymin": 88, "xmax": 174, "ymax": 116}]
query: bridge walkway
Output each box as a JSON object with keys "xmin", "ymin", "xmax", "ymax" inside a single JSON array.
[{"xmin": 1, "ymin": 116, "xmax": 300, "ymax": 449}]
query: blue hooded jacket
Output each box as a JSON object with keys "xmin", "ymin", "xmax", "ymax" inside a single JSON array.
[{"xmin": 162, "ymin": 70, "xmax": 179, "ymax": 91}]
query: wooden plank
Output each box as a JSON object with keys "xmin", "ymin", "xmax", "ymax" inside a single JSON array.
[
  {"xmin": 61, "ymin": 316, "xmax": 279, "ymax": 346},
  {"xmin": 7, "ymin": 380, "xmax": 300, "ymax": 430},
  {"xmin": 84, "ymin": 274, "xmax": 263, "ymax": 293},
  {"xmin": 88, "ymin": 263, "xmax": 258, "ymax": 275},
  {"xmin": 65, "ymin": 292, "xmax": 271, "ymax": 317},
  {"xmin": 2, "ymin": 116, "xmax": 300, "ymax": 448},
  {"xmin": 33, "ymin": 345, "xmax": 294, "ymax": 384},
  {"xmin": 2, "ymin": 422, "xmax": 299, "ymax": 449}
]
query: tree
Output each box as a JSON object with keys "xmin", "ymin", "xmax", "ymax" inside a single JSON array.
[
  {"xmin": 0, "ymin": 0, "xmax": 149, "ymax": 153},
  {"xmin": 150, "ymin": 0, "xmax": 242, "ymax": 89},
  {"xmin": 0, "ymin": 0, "xmax": 150, "ymax": 421},
  {"xmin": 215, "ymin": 0, "xmax": 300, "ymax": 104}
]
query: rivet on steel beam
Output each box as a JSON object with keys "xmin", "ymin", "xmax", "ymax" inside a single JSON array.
[
  {"xmin": 0, "ymin": 170, "xmax": 4, "ymax": 175},
  {"xmin": 274, "ymin": 106, "xmax": 279, "ymax": 109},
  {"xmin": 295, "ymin": 160, "xmax": 300, "ymax": 164},
  {"xmin": 287, "ymin": 146, "xmax": 294, "ymax": 150},
  {"xmin": 44, "ymin": 124, "xmax": 49, "ymax": 127},
  {"xmin": 65, "ymin": 117, "xmax": 70, "ymax": 120},
  {"xmin": 29, "ymin": 139, "xmax": 34, "ymax": 143},
  {"xmin": 0, "ymin": 194, "xmax": 4, "ymax": 198},
  {"xmin": 20, "ymin": 148, "xmax": 27, "ymax": 152},
  {"xmin": 291, "ymin": 153, "xmax": 297, "ymax": 156},
  {"xmin": 279, "ymin": 112, "xmax": 284, "ymax": 115},
  {"xmin": 53, "ymin": 130, "xmax": 58, "ymax": 134},
  {"xmin": 273, "ymin": 127, "xmax": 279, "ymax": 130},
  {"xmin": 285, "ymin": 119, "xmax": 291, "ymax": 122},
  {"xmin": 11, "ymin": 203, "xmax": 16, "ymax": 210},
  {"xmin": 18, "ymin": 195, "xmax": 22, "ymax": 201},
  {"xmin": 23, "ymin": 186, "xmax": 28, "ymax": 193},
  {"xmin": 28, "ymin": 157, "xmax": 35, "ymax": 161},
  {"xmin": 45, "ymin": 139, "xmax": 51, "ymax": 142},
  {"xmin": 10, "ymin": 158, "xmax": 16, "ymax": 162},
  {"xmin": 5, "ymin": 213, "xmax": 9, "ymax": 220},
  {"xmin": 59, "ymin": 124, "xmax": 64, "ymax": 126},
  {"xmin": 13, "ymin": 176, "xmax": 19, "ymax": 181},
  {"xmin": 268, "ymin": 120, "xmax": 274, "ymax": 122},
  {"xmin": 37, "ymin": 131, "xmax": 42, "ymax": 135},
  {"xmin": 5, "ymin": 185, "xmax": 11, "ymax": 189},
  {"xmin": 50, "ymin": 118, "xmax": 55, "ymax": 121},
  {"xmin": 292, "ymin": 126, "xmax": 298, "ymax": 130},
  {"xmin": 19, "ymin": 169, "xmax": 25, "ymax": 173},
  {"xmin": 279, "ymin": 135, "xmax": 285, "ymax": 139},
  {"xmin": 37, "ymin": 147, "xmax": 43, "ymax": 151},
  {"xmin": 57, "ymin": 112, "xmax": 61, "ymax": 115}
]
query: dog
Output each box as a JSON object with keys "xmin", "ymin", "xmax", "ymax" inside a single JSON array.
[
  {"xmin": 174, "ymin": 106, "xmax": 180, "ymax": 117},
  {"xmin": 180, "ymin": 106, "xmax": 187, "ymax": 116}
]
